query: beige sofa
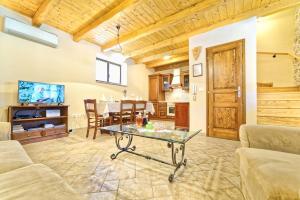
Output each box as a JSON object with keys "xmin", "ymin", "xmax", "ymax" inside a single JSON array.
[
  {"xmin": 236, "ymin": 125, "xmax": 300, "ymax": 200},
  {"xmin": 0, "ymin": 122, "xmax": 83, "ymax": 200}
]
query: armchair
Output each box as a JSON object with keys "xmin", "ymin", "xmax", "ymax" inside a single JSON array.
[
  {"xmin": 0, "ymin": 122, "xmax": 11, "ymax": 141},
  {"xmin": 236, "ymin": 125, "xmax": 300, "ymax": 200}
]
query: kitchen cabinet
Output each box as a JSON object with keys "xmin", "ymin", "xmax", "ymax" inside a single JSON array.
[
  {"xmin": 162, "ymin": 74, "xmax": 173, "ymax": 91},
  {"xmin": 158, "ymin": 102, "xmax": 167, "ymax": 118},
  {"xmin": 149, "ymin": 74, "xmax": 165, "ymax": 101},
  {"xmin": 181, "ymin": 72, "xmax": 189, "ymax": 90},
  {"xmin": 175, "ymin": 103, "xmax": 189, "ymax": 130},
  {"xmin": 149, "ymin": 101, "xmax": 174, "ymax": 120}
]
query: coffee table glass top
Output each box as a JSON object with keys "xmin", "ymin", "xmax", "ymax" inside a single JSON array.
[{"xmin": 101, "ymin": 124, "xmax": 201, "ymax": 144}]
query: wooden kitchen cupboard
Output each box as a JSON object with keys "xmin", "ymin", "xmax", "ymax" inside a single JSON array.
[
  {"xmin": 149, "ymin": 74, "xmax": 165, "ymax": 101},
  {"xmin": 162, "ymin": 74, "xmax": 173, "ymax": 91},
  {"xmin": 158, "ymin": 102, "xmax": 167, "ymax": 119},
  {"xmin": 175, "ymin": 103, "xmax": 189, "ymax": 130}
]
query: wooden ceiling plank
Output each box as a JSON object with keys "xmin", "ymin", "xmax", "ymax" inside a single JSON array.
[
  {"xmin": 126, "ymin": 0, "xmax": 300, "ymax": 58},
  {"xmin": 102, "ymin": 0, "xmax": 221, "ymax": 51},
  {"xmin": 147, "ymin": 55, "xmax": 189, "ymax": 68},
  {"xmin": 154, "ymin": 60, "xmax": 190, "ymax": 72},
  {"xmin": 136, "ymin": 46, "xmax": 189, "ymax": 63},
  {"xmin": 73, "ymin": 0, "xmax": 139, "ymax": 42},
  {"xmin": 32, "ymin": 0, "xmax": 55, "ymax": 26}
]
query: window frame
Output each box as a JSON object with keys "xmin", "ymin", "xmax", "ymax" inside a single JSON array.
[{"xmin": 96, "ymin": 58, "xmax": 124, "ymax": 86}]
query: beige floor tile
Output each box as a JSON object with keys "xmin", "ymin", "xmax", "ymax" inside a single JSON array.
[
  {"xmin": 152, "ymin": 185, "xmax": 172, "ymax": 198},
  {"xmin": 101, "ymin": 180, "xmax": 119, "ymax": 192},
  {"xmin": 24, "ymin": 121, "xmax": 243, "ymax": 200},
  {"xmin": 85, "ymin": 191, "xmax": 117, "ymax": 200}
]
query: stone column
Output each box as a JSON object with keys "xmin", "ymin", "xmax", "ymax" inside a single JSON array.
[{"xmin": 294, "ymin": 8, "xmax": 300, "ymax": 85}]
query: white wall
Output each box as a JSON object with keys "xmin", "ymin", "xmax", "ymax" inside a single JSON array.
[
  {"xmin": 189, "ymin": 17, "xmax": 257, "ymax": 132},
  {"xmin": 0, "ymin": 7, "xmax": 151, "ymax": 129},
  {"xmin": 257, "ymin": 7, "xmax": 297, "ymax": 86}
]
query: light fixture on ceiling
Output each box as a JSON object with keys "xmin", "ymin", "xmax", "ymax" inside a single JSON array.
[
  {"xmin": 115, "ymin": 24, "xmax": 122, "ymax": 54},
  {"xmin": 163, "ymin": 54, "xmax": 172, "ymax": 60},
  {"xmin": 110, "ymin": 24, "xmax": 127, "ymax": 63}
]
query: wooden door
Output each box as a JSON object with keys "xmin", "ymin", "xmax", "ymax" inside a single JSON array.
[
  {"xmin": 149, "ymin": 75, "xmax": 158, "ymax": 101},
  {"xmin": 175, "ymin": 103, "xmax": 189, "ymax": 130},
  {"xmin": 207, "ymin": 40, "xmax": 245, "ymax": 140}
]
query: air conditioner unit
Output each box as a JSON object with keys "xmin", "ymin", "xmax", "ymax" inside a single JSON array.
[{"xmin": 3, "ymin": 17, "xmax": 58, "ymax": 48}]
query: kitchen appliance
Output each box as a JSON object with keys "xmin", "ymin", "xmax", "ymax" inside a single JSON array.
[
  {"xmin": 171, "ymin": 69, "xmax": 182, "ymax": 88},
  {"xmin": 3, "ymin": 17, "xmax": 58, "ymax": 48},
  {"xmin": 167, "ymin": 103, "xmax": 175, "ymax": 116}
]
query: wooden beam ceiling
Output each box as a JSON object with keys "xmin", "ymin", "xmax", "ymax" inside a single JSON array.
[
  {"xmin": 136, "ymin": 46, "xmax": 189, "ymax": 63},
  {"xmin": 147, "ymin": 55, "xmax": 189, "ymax": 68},
  {"xmin": 73, "ymin": 0, "xmax": 139, "ymax": 42},
  {"xmin": 126, "ymin": 0, "xmax": 300, "ymax": 58},
  {"xmin": 101, "ymin": 0, "xmax": 220, "ymax": 52},
  {"xmin": 154, "ymin": 60, "xmax": 190, "ymax": 72},
  {"xmin": 32, "ymin": 0, "xmax": 54, "ymax": 26}
]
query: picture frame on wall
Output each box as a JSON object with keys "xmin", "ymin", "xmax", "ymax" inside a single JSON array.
[{"xmin": 193, "ymin": 63, "xmax": 203, "ymax": 77}]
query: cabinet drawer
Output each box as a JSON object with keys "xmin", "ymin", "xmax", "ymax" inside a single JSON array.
[
  {"xmin": 44, "ymin": 128, "xmax": 66, "ymax": 136},
  {"xmin": 158, "ymin": 103, "xmax": 167, "ymax": 108},
  {"xmin": 12, "ymin": 131, "xmax": 41, "ymax": 140},
  {"xmin": 159, "ymin": 111, "xmax": 167, "ymax": 118}
]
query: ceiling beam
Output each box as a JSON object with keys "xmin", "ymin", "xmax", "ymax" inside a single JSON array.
[
  {"xmin": 32, "ymin": 0, "xmax": 54, "ymax": 27},
  {"xmin": 102, "ymin": 0, "xmax": 220, "ymax": 51},
  {"xmin": 136, "ymin": 46, "xmax": 189, "ymax": 63},
  {"xmin": 154, "ymin": 61, "xmax": 190, "ymax": 72},
  {"xmin": 126, "ymin": 0, "xmax": 300, "ymax": 58},
  {"xmin": 73, "ymin": 0, "xmax": 139, "ymax": 42},
  {"xmin": 147, "ymin": 55, "xmax": 189, "ymax": 68}
]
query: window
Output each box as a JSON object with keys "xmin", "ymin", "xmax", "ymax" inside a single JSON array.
[{"xmin": 96, "ymin": 58, "xmax": 127, "ymax": 85}]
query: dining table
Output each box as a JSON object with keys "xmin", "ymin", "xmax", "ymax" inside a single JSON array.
[{"xmin": 97, "ymin": 101, "xmax": 155, "ymax": 118}]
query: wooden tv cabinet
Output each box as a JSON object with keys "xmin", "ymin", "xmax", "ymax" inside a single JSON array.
[{"xmin": 8, "ymin": 105, "xmax": 69, "ymax": 144}]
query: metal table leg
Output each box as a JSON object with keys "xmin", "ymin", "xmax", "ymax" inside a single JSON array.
[
  {"xmin": 168, "ymin": 142, "xmax": 187, "ymax": 182},
  {"xmin": 110, "ymin": 133, "xmax": 136, "ymax": 160},
  {"xmin": 110, "ymin": 133, "xmax": 187, "ymax": 182}
]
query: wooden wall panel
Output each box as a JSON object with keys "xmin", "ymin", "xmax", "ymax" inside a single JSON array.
[{"xmin": 257, "ymin": 88, "xmax": 300, "ymax": 127}]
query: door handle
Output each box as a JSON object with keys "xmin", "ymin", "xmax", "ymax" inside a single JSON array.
[{"xmin": 237, "ymin": 86, "xmax": 241, "ymax": 98}]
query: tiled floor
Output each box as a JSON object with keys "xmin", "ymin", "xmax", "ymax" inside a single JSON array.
[{"xmin": 23, "ymin": 122, "xmax": 243, "ymax": 200}]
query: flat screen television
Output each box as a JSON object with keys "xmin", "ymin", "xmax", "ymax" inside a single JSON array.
[{"xmin": 18, "ymin": 80, "xmax": 65, "ymax": 104}]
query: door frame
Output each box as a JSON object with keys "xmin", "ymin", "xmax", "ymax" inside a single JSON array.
[{"xmin": 205, "ymin": 39, "xmax": 246, "ymax": 140}]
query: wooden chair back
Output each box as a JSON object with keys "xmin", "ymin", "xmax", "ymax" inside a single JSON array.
[
  {"xmin": 84, "ymin": 99, "xmax": 98, "ymax": 119},
  {"xmin": 120, "ymin": 100, "xmax": 135, "ymax": 123},
  {"xmin": 134, "ymin": 100, "xmax": 147, "ymax": 114},
  {"xmin": 120, "ymin": 100, "xmax": 135, "ymax": 114}
]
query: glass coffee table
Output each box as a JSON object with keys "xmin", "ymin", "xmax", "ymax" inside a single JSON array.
[{"xmin": 101, "ymin": 124, "xmax": 201, "ymax": 182}]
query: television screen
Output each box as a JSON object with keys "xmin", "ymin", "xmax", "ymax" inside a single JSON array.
[{"xmin": 18, "ymin": 81, "xmax": 65, "ymax": 104}]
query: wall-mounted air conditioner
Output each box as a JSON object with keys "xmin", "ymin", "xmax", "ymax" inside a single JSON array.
[{"xmin": 3, "ymin": 17, "xmax": 58, "ymax": 48}]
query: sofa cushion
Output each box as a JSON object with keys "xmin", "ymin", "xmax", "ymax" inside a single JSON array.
[
  {"xmin": 0, "ymin": 163, "xmax": 83, "ymax": 200},
  {"xmin": 0, "ymin": 140, "xmax": 33, "ymax": 174},
  {"xmin": 236, "ymin": 147, "xmax": 300, "ymax": 200},
  {"xmin": 0, "ymin": 122, "xmax": 11, "ymax": 141}
]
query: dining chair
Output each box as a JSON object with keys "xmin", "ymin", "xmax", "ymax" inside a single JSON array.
[
  {"xmin": 113, "ymin": 100, "xmax": 135, "ymax": 125},
  {"xmin": 134, "ymin": 100, "xmax": 147, "ymax": 117},
  {"xmin": 84, "ymin": 99, "xmax": 105, "ymax": 139}
]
